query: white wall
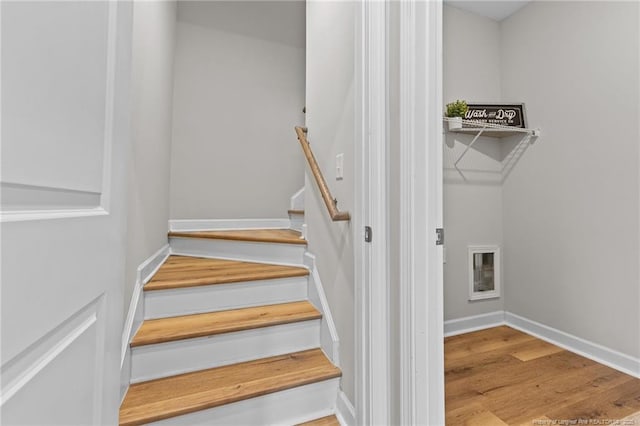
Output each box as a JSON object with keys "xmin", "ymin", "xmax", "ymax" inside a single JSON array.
[
  {"xmin": 169, "ymin": 1, "xmax": 305, "ymax": 220},
  {"xmin": 305, "ymin": 0, "xmax": 355, "ymax": 403},
  {"xmin": 443, "ymin": 5, "xmax": 504, "ymax": 320},
  {"xmin": 501, "ymin": 1, "xmax": 640, "ymax": 358},
  {"xmin": 125, "ymin": 1, "xmax": 177, "ymax": 311}
]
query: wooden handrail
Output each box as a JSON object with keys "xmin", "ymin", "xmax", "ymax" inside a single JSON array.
[{"xmin": 294, "ymin": 126, "xmax": 350, "ymax": 221}]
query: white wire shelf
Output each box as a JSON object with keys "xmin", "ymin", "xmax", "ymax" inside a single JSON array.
[
  {"xmin": 443, "ymin": 117, "xmax": 541, "ymax": 179},
  {"xmin": 444, "ymin": 117, "xmax": 541, "ymax": 138}
]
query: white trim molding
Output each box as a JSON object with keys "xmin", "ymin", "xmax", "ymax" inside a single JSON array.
[
  {"xmin": 0, "ymin": 207, "xmax": 108, "ymax": 223},
  {"xmin": 304, "ymin": 253, "xmax": 340, "ymax": 367},
  {"xmin": 354, "ymin": 0, "xmax": 390, "ymax": 424},
  {"xmin": 398, "ymin": 0, "xmax": 444, "ymax": 424},
  {"xmin": 444, "ymin": 311, "xmax": 505, "ymax": 337},
  {"xmin": 443, "ymin": 311, "xmax": 640, "ymax": 379},
  {"xmin": 335, "ymin": 390, "xmax": 356, "ymax": 426},
  {"xmin": 505, "ymin": 312, "xmax": 640, "ymax": 379},
  {"xmin": 120, "ymin": 244, "xmax": 170, "ymax": 400},
  {"xmin": 168, "ymin": 218, "xmax": 291, "ymax": 232},
  {"xmin": 121, "ymin": 244, "xmax": 170, "ymax": 366},
  {"xmin": 468, "ymin": 245, "xmax": 501, "ymax": 301},
  {"xmin": 1, "ymin": 303, "xmax": 99, "ymax": 406}
]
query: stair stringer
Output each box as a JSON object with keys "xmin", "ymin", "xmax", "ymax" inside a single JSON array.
[
  {"xmin": 120, "ymin": 244, "xmax": 170, "ymax": 402},
  {"xmin": 304, "ymin": 252, "xmax": 340, "ymax": 368}
]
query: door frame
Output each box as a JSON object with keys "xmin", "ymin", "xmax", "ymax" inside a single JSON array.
[
  {"xmin": 354, "ymin": 0, "xmax": 445, "ymax": 424},
  {"xmin": 354, "ymin": 0, "xmax": 390, "ymax": 424},
  {"xmin": 397, "ymin": 1, "xmax": 445, "ymax": 424}
]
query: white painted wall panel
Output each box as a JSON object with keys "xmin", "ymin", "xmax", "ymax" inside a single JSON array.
[
  {"xmin": 1, "ymin": 1, "xmax": 109, "ymax": 194},
  {"xmin": 1, "ymin": 2, "xmax": 132, "ymax": 423}
]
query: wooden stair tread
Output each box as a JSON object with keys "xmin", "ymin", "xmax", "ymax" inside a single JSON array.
[
  {"xmin": 288, "ymin": 209, "xmax": 305, "ymax": 215},
  {"xmin": 144, "ymin": 255, "xmax": 309, "ymax": 291},
  {"xmin": 119, "ymin": 348, "xmax": 341, "ymax": 426},
  {"xmin": 168, "ymin": 229, "xmax": 307, "ymax": 245},
  {"xmin": 298, "ymin": 415, "xmax": 340, "ymax": 426},
  {"xmin": 131, "ymin": 301, "xmax": 321, "ymax": 347}
]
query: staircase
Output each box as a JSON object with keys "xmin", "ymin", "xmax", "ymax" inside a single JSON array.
[{"xmin": 119, "ymin": 226, "xmax": 342, "ymax": 425}]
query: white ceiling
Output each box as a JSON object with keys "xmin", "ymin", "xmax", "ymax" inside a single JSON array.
[{"xmin": 445, "ymin": 0, "xmax": 531, "ymax": 21}]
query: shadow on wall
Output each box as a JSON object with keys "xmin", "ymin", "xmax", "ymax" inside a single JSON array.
[{"xmin": 445, "ymin": 133, "xmax": 534, "ymax": 185}]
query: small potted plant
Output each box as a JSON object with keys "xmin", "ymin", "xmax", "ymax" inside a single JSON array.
[{"xmin": 445, "ymin": 100, "xmax": 468, "ymax": 130}]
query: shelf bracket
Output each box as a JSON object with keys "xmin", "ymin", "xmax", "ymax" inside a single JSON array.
[
  {"xmin": 445, "ymin": 117, "xmax": 541, "ymax": 180},
  {"xmin": 453, "ymin": 124, "xmax": 488, "ymax": 175}
]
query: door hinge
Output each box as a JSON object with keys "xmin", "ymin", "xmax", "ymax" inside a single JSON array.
[
  {"xmin": 364, "ymin": 226, "xmax": 372, "ymax": 243},
  {"xmin": 436, "ymin": 228, "xmax": 444, "ymax": 245}
]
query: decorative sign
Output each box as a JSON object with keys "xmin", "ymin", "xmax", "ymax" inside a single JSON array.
[{"xmin": 464, "ymin": 103, "xmax": 526, "ymax": 128}]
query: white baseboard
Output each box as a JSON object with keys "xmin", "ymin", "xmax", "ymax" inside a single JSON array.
[
  {"xmin": 120, "ymin": 244, "xmax": 170, "ymax": 400},
  {"xmin": 443, "ymin": 311, "xmax": 505, "ymax": 337},
  {"xmin": 504, "ymin": 312, "xmax": 640, "ymax": 379},
  {"xmin": 444, "ymin": 310, "xmax": 640, "ymax": 379},
  {"xmin": 304, "ymin": 253, "xmax": 340, "ymax": 367},
  {"xmin": 335, "ymin": 390, "xmax": 355, "ymax": 426},
  {"xmin": 169, "ymin": 218, "xmax": 291, "ymax": 232}
]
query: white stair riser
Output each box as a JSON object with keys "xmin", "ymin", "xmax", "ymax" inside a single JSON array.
[
  {"xmin": 289, "ymin": 213, "xmax": 304, "ymax": 233},
  {"xmin": 144, "ymin": 277, "xmax": 308, "ymax": 319},
  {"xmin": 150, "ymin": 378, "xmax": 340, "ymax": 426},
  {"xmin": 170, "ymin": 237, "xmax": 306, "ymax": 266},
  {"xmin": 130, "ymin": 321, "xmax": 321, "ymax": 383}
]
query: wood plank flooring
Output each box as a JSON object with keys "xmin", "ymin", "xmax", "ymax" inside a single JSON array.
[
  {"xmin": 168, "ymin": 229, "xmax": 307, "ymax": 245},
  {"xmin": 131, "ymin": 301, "xmax": 321, "ymax": 347},
  {"xmin": 144, "ymin": 255, "xmax": 309, "ymax": 291},
  {"xmin": 445, "ymin": 326, "xmax": 640, "ymax": 425},
  {"xmin": 119, "ymin": 348, "xmax": 341, "ymax": 426}
]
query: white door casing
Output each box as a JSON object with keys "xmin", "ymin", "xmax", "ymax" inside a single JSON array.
[
  {"xmin": 354, "ymin": 0, "xmax": 390, "ymax": 424},
  {"xmin": 1, "ymin": 1, "xmax": 132, "ymax": 424},
  {"xmin": 398, "ymin": 0, "xmax": 445, "ymax": 424}
]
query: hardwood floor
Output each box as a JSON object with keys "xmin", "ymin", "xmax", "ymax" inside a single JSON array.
[{"xmin": 445, "ymin": 326, "xmax": 640, "ymax": 425}]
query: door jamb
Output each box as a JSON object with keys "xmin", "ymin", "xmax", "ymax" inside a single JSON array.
[
  {"xmin": 354, "ymin": 0, "xmax": 390, "ymax": 424},
  {"xmin": 398, "ymin": 0, "xmax": 445, "ymax": 424}
]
